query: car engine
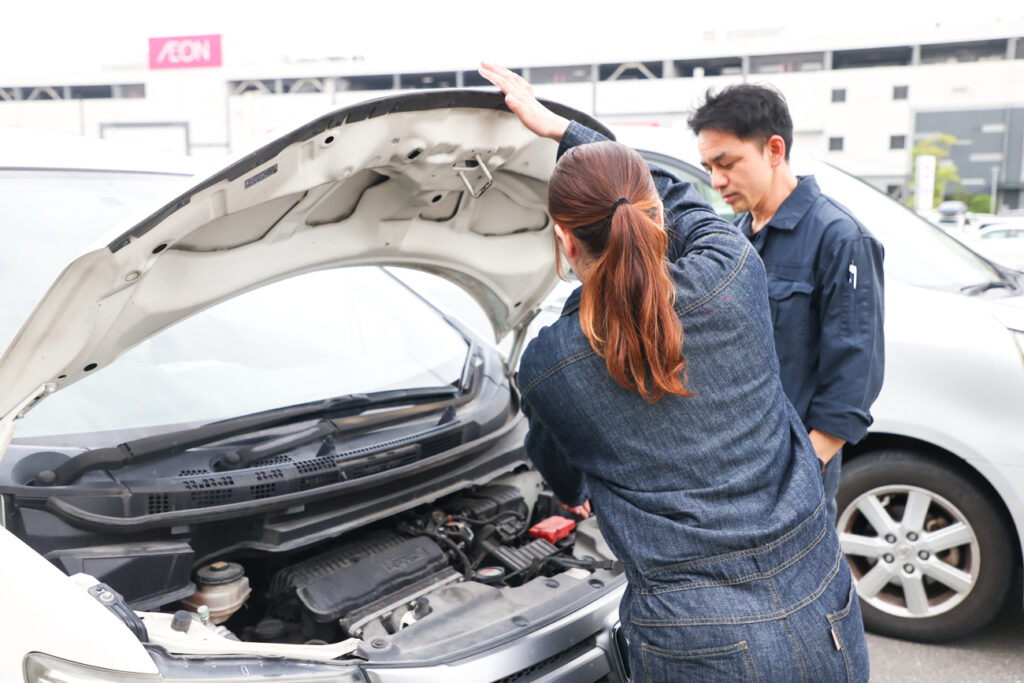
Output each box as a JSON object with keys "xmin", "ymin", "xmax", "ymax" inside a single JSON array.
[{"xmin": 157, "ymin": 473, "xmax": 615, "ymax": 648}]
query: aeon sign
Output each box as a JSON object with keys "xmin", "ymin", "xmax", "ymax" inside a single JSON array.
[{"xmin": 149, "ymin": 35, "xmax": 222, "ymax": 69}]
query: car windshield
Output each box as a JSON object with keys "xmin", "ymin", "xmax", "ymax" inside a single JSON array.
[
  {"xmin": 627, "ymin": 152, "xmax": 1007, "ymax": 292},
  {"xmin": 0, "ymin": 169, "xmax": 190, "ymax": 352},
  {"xmin": 5, "ymin": 169, "xmax": 470, "ymax": 439},
  {"xmin": 798, "ymin": 162, "xmax": 1005, "ymax": 291},
  {"xmin": 17, "ymin": 266, "xmax": 470, "ymax": 439}
]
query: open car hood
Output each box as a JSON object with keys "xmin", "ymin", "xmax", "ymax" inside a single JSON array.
[{"xmin": 0, "ymin": 91, "xmax": 611, "ymax": 449}]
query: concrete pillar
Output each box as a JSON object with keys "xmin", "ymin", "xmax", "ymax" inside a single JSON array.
[
  {"xmin": 741, "ymin": 55, "xmax": 750, "ymax": 80},
  {"xmin": 824, "ymin": 51, "xmax": 833, "ymax": 70},
  {"xmin": 662, "ymin": 59, "xmax": 678, "ymax": 78},
  {"xmin": 911, "ymin": 45, "xmax": 921, "ymax": 66},
  {"xmin": 392, "ymin": 73, "xmax": 401, "ymax": 90},
  {"xmin": 1008, "ymin": 38, "xmax": 1017, "ymax": 61},
  {"xmin": 274, "ymin": 78, "xmax": 283, "ymax": 94},
  {"xmin": 455, "ymin": 71, "xmax": 464, "ymax": 88}
]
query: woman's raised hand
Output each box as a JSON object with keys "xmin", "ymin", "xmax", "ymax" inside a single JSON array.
[{"xmin": 478, "ymin": 62, "xmax": 569, "ymax": 142}]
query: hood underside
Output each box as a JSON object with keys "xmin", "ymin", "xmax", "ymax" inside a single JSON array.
[{"xmin": 0, "ymin": 91, "xmax": 611, "ymax": 431}]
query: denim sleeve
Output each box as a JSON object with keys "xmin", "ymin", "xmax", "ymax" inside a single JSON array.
[
  {"xmin": 557, "ymin": 121, "xmax": 746, "ymax": 276},
  {"xmin": 808, "ymin": 234, "xmax": 885, "ymax": 444},
  {"xmin": 520, "ymin": 395, "xmax": 589, "ymax": 507},
  {"xmin": 556, "ymin": 120, "xmax": 608, "ymax": 159}
]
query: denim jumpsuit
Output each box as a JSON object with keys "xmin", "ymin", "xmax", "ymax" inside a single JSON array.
[{"xmin": 517, "ymin": 122, "xmax": 869, "ymax": 682}]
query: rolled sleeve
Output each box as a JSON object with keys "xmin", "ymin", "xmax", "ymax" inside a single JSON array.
[
  {"xmin": 808, "ymin": 235, "xmax": 885, "ymax": 444},
  {"xmin": 521, "ymin": 396, "xmax": 589, "ymax": 507},
  {"xmin": 556, "ymin": 120, "xmax": 608, "ymax": 159}
]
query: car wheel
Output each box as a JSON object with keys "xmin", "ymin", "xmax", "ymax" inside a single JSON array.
[{"xmin": 836, "ymin": 450, "xmax": 1014, "ymax": 642}]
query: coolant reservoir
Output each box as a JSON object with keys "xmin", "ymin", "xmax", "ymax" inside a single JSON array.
[{"xmin": 181, "ymin": 561, "xmax": 251, "ymax": 624}]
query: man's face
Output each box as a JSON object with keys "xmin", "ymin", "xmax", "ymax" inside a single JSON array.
[{"xmin": 697, "ymin": 129, "xmax": 775, "ymax": 215}]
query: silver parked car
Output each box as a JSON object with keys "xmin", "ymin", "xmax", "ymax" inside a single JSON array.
[{"xmin": 595, "ymin": 126, "xmax": 1024, "ymax": 643}]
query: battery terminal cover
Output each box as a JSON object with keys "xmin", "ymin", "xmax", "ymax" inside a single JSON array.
[{"xmin": 528, "ymin": 516, "xmax": 575, "ymax": 544}]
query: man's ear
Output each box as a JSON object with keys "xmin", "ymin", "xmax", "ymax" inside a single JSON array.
[
  {"xmin": 767, "ymin": 135, "xmax": 788, "ymax": 167},
  {"xmin": 554, "ymin": 224, "xmax": 578, "ymax": 260}
]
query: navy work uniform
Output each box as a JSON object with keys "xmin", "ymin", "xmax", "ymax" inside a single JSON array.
[{"xmin": 736, "ymin": 176, "xmax": 885, "ymax": 523}]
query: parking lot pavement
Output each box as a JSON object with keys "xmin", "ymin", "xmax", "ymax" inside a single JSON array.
[{"xmin": 865, "ymin": 582, "xmax": 1024, "ymax": 682}]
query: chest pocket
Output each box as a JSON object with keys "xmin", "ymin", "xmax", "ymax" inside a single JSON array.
[{"xmin": 766, "ymin": 276, "xmax": 815, "ymax": 364}]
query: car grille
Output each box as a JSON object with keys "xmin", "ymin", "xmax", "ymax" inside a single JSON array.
[{"xmin": 496, "ymin": 638, "xmax": 604, "ymax": 682}]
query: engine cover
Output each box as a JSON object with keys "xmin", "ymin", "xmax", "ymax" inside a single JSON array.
[{"xmin": 296, "ymin": 536, "xmax": 447, "ymax": 624}]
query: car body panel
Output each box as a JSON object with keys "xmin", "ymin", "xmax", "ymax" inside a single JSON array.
[
  {"xmin": 870, "ymin": 279, "xmax": 1024, "ymax": 469},
  {"xmin": 0, "ymin": 525, "xmax": 157, "ymax": 680},
  {"xmin": 0, "ymin": 92, "xmax": 611, "ymax": 459}
]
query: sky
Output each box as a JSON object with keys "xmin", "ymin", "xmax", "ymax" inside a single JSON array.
[{"xmin": 3, "ymin": 0, "xmax": 1023, "ymax": 76}]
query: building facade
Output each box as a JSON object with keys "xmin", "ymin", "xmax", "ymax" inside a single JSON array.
[{"xmin": 2, "ymin": 22, "xmax": 1023, "ymax": 210}]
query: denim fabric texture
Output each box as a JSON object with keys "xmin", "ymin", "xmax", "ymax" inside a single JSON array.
[
  {"xmin": 517, "ymin": 121, "xmax": 869, "ymax": 681},
  {"xmin": 736, "ymin": 178, "xmax": 885, "ymax": 448}
]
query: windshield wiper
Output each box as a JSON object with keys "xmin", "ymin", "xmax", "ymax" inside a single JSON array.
[
  {"xmin": 213, "ymin": 391, "xmax": 468, "ymax": 472},
  {"xmin": 35, "ymin": 384, "xmax": 467, "ymax": 487},
  {"xmin": 960, "ymin": 280, "xmax": 1014, "ymax": 296}
]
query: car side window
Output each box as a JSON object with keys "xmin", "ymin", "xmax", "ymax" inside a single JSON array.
[{"xmin": 637, "ymin": 150, "xmax": 737, "ymax": 222}]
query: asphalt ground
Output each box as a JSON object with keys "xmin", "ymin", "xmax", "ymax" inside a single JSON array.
[{"xmin": 865, "ymin": 579, "xmax": 1024, "ymax": 682}]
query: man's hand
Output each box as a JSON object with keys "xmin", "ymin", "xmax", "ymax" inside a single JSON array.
[
  {"xmin": 558, "ymin": 499, "xmax": 591, "ymax": 519},
  {"xmin": 478, "ymin": 62, "xmax": 569, "ymax": 141},
  {"xmin": 809, "ymin": 429, "xmax": 845, "ymax": 468}
]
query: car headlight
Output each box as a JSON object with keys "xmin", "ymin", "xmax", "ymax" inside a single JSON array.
[
  {"xmin": 25, "ymin": 652, "xmax": 368, "ymax": 683},
  {"xmin": 24, "ymin": 653, "xmax": 161, "ymax": 682}
]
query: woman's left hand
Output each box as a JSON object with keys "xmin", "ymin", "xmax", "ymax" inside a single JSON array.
[{"xmin": 558, "ymin": 499, "xmax": 592, "ymax": 519}]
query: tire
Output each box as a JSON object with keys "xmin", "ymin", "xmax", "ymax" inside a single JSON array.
[{"xmin": 836, "ymin": 449, "xmax": 1014, "ymax": 642}]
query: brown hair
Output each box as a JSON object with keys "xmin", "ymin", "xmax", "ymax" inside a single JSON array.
[{"xmin": 548, "ymin": 141, "xmax": 691, "ymax": 402}]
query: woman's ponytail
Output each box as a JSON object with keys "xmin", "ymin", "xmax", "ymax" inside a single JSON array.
[{"xmin": 548, "ymin": 141, "xmax": 691, "ymax": 402}]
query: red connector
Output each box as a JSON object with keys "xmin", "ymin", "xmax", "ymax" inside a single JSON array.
[{"xmin": 528, "ymin": 516, "xmax": 576, "ymax": 544}]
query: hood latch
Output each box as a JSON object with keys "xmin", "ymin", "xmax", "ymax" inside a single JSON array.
[{"xmin": 453, "ymin": 154, "xmax": 493, "ymax": 198}]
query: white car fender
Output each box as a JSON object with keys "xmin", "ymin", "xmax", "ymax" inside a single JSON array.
[{"xmin": 0, "ymin": 524, "xmax": 157, "ymax": 680}]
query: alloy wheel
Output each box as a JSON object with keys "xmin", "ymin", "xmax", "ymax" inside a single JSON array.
[{"xmin": 837, "ymin": 484, "xmax": 980, "ymax": 619}]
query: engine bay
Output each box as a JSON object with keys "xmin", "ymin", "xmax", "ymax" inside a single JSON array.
[{"xmin": 134, "ymin": 469, "xmax": 620, "ymax": 659}]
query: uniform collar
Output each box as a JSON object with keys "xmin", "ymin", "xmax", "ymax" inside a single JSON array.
[{"xmin": 763, "ymin": 175, "xmax": 820, "ymax": 231}]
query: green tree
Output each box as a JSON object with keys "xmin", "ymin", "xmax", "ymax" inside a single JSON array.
[
  {"xmin": 910, "ymin": 134, "xmax": 960, "ymax": 209},
  {"xmin": 967, "ymin": 194, "xmax": 991, "ymax": 213}
]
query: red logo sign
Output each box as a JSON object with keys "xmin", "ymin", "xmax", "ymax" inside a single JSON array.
[{"xmin": 149, "ymin": 35, "xmax": 222, "ymax": 69}]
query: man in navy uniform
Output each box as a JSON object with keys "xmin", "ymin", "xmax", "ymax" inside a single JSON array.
[{"xmin": 689, "ymin": 85, "xmax": 885, "ymax": 523}]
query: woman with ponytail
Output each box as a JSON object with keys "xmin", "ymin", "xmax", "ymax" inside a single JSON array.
[{"xmin": 481, "ymin": 64, "xmax": 868, "ymax": 682}]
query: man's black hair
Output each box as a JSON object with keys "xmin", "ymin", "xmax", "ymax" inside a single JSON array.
[{"xmin": 687, "ymin": 84, "xmax": 794, "ymax": 160}]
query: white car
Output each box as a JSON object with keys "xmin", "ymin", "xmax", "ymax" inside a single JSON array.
[
  {"xmin": 0, "ymin": 96, "xmax": 631, "ymax": 682},
  {"xmin": 967, "ymin": 221, "xmax": 1024, "ymax": 271}
]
